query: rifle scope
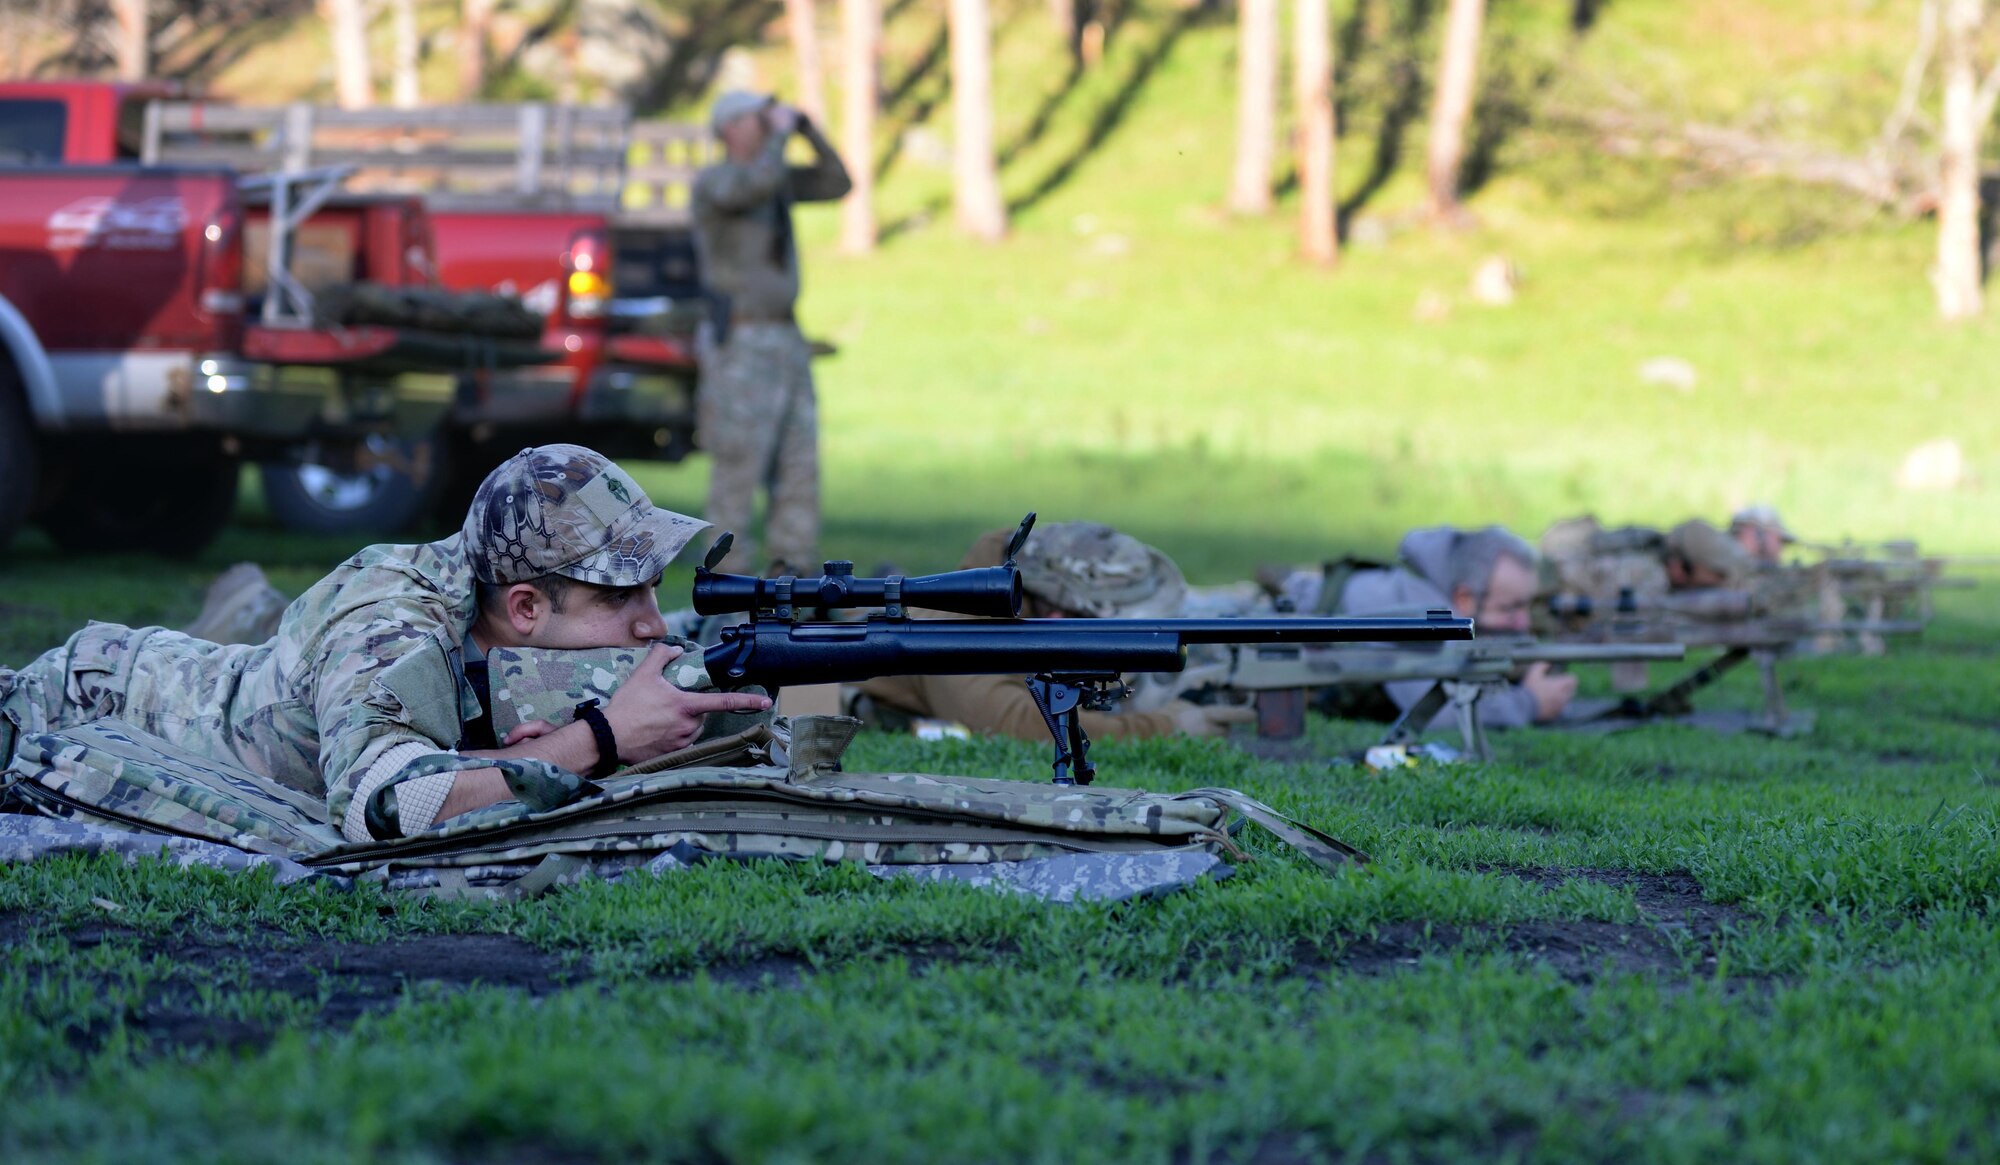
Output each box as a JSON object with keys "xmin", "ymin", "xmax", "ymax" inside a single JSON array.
[{"xmin": 693, "ymin": 559, "xmax": 1024, "ymax": 620}]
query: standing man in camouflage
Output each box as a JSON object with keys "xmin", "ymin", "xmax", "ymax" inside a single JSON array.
[
  {"xmin": 692, "ymin": 90, "xmax": 852, "ymax": 575},
  {"xmin": 0, "ymin": 445, "xmax": 771, "ymax": 844}
]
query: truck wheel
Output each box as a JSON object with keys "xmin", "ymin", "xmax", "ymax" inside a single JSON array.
[
  {"xmin": 41, "ymin": 449, "xmax": 240, "ymax": 559},
  {"xmin": 260, "ymin": 433, "xmax": 445, "ymax": 535},
  {"xmin": 0, "ymin": 365, "xmax": 36, "ymax": 553}
]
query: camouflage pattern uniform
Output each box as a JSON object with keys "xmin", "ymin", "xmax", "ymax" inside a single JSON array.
[
  {"xmin": 1538, "ymin": 516, "xmax": 1757, "ymax": 610},
  {"xmin": 691, "ymin": 98, "xmax": 851, "ymax": 574},
  {"xmin": 0, "ymin": 445, "xmax": 709, "ymax": 845}
]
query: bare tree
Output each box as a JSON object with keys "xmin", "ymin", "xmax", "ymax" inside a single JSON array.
[
  {"xmin": 1934, "ymin": 0, "xmax": 2000, "ymax": 319},
  {"xmin": 1425, "ymin": 0, "xmax": 1486, "ymax": 221},
  {"xmin": 839, "ymin": 0, "xmax": 879, "ymax": 253},
  {"xmin": 1049, "ymin": 0, "xmax": 1077, "ymax": 56},
  {"xmin": 949, "ymin": 0, "xmax": 1007, "ymax": 240},
  {"xmin": 1229, "ymin": 0, "xmax": 1278, "ymax": 214},
  {"xmin": 786, "ymin": 0, "xmax": 828, "ymax": 122},
  {"xmin": 110, "ymin": 0, "xmax": 150, "ymax": 80},
  {"xmin": 1294, "ymin": 0, "xmax": 1336, "ymax": 264},
  {"xmin": 460, "ymin": 0, "xmax": 492, "ymax": 99},
  {"xmin": 391, "ymin": 0, "xmax": 420, "ymax": 107},
  {"xmin": 325, "ymin": 0, "xmax": 375, "ymax": 108}
]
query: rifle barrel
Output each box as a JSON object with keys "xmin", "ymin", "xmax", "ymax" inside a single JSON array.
[
  {"xmin": 705, "ymin": 613, "xmax": 1473, "ymax": 689},
  {"xmin": 1087, "ymin": 614, "xmax": 1475, "ymax": 645}
]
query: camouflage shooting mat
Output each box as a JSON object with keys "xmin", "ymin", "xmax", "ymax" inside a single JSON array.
[{"xmin": 0, "ymin": 714, "xmax": 1360, "ymax": 902}]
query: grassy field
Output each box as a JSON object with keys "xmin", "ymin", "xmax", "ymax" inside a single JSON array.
[{"xmin": 7, "ymin": 0, "xmax": 2000, "ymax": 1160}]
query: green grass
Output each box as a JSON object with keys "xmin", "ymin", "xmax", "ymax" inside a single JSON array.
[{"xmin": 7, "ymin": 0, "xmax": 2000, "ymax": 1160}]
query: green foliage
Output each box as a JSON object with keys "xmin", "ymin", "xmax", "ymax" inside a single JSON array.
[{"xmin": 4, "ymin": 2, "xmax": 1999, "ymax": 1159}]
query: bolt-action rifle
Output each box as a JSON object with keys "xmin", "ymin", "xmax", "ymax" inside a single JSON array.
[
  {"xmin": 1195, "ymin": 639, "xmax": 1687, "ymax": 762},
  {"xmin": 694, "ymin": 514, "xmax": 1473, "ymax": 784}
]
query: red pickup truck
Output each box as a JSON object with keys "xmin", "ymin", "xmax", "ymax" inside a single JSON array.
[
  {"xmin": 1, "ymin": 83, "xmax": 704, "ymax": 542},
  {"xmin": 137, "ymin": 95, "xmax": 704, "ymax": 531},
  {"xmin": 0, "ymin": 82, "xmax": 555, "ymax": 553}
]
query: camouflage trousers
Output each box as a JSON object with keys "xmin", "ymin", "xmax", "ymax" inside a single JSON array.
[
  {"xmin": 0, "ymin": 623, "xmax": 302, "ymax": 793},
  {"xmin": 697, "ymin": 321, "xmax": 819, "ymax": 573}
]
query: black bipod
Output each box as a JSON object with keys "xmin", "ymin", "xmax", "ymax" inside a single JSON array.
[{"xmin": 1026, "ymin": 672, "xmax": 1128, "ymax": 786}]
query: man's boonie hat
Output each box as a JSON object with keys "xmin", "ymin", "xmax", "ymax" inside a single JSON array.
[
  {"xmin": 1016, "ymin": 521, "xmax": 1187, "ymax": 618},
  {"xmin": 462, "ymin": 445, "xmax": 710, "ymax": 587},
  {"xmin": 1666, "ymin": 519, "xmax": 1755, "ymax": 579},
  {"xmin": 1729, "ymin": 503, "xmax": 1796, "ymax": 542},
  {"xmin": 710, "ymin": 89, "xmax": 771, "ymax": 131}
]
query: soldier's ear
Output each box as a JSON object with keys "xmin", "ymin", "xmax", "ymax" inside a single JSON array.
[
  {"xmin": 506, "ymin": 583, "xmax": 545, "ymax": 633},
  {"xmin": 1451, "ymin": 585, "xmax": 1478, "ymax": 618}
]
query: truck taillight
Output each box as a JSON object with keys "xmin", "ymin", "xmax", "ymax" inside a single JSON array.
[
  {"xmin": 561, "ymin": 227, "xmax": 611, "ymax": 321},
  {"xmin": 198, "ymin": 207, "xmax": 244, "ymax": 317}
]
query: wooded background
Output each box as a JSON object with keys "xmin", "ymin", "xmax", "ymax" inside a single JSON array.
[{"xmin": 11, "ymin": 0, "xmax": 2000, "ymax": 319}]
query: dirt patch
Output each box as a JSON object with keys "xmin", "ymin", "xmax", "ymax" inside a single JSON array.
[
  {"xmin": 58, "ymin": 925, "xmax": 582, "ymax": 1054},
  {"xmin": 1324, "ymin": 868, "xmax": 1754, "ymax": 985},
  {"xmin": 21, "ymin": 917, "xmax": 812, "ymax": 1057}
]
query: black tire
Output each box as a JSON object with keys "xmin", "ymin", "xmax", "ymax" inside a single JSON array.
[
  {"xmin": 260, "ymin": 432, "xmax": 446, "ymax": 536},
  {"xmin": 0, "ymin": 362, "xmax": 36, "ymax": 553},
  {"xmin": 40, "ymin": 446, "xmax": 240, "ymax": 559}
]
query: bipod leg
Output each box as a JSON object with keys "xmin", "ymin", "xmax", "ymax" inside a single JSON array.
[
  {"xmin": 1027, "ymin": 674, "xmax": 1106, "ymax": 785},
  {"xmin": 1067, "ymin": 704, "xmax": 1097, "ymax": 786},
  {"xmin": 1861, "ymin": 595, "xmax": 1887, "ymax": 656},
  {"xmin": 1444, "ymin": 682, "xmax": 1491, "ymax": 762},
  {"xmin": 1382, "ymin": 682, "xmax": 1450, "ymax": 747},
  {"xmin": 1753, "ymin": 648, "xmax": 1789, "ymax": 733},
  {"xmin": 1609, "ymin": 646, "xmax": 1751, "ymax": 721}
]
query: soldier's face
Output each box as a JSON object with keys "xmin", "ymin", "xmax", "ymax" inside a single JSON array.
[
  {"xmin": 1463, "ymin": 555, "xmax": 1536, "ymax": 635},
  {"xmin": 1735, "ymin": 525, "xmax": 1783, "ymax": 564},
  {"xmin": 719, "ymin": 111, "xmax": 769, "ymax": 157},
  {"xmin": 528, "ymin": 578, "xmax": 667, "ymax": 649}
]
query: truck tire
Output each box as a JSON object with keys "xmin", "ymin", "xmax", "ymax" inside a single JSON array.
[
  {"xmin": 0, "ymin": 363, "xmax": 36, "ymax": 553},
  {"xmin": 41, "ymin": 448, "xmax": 240, "ymax": 559},
  {"xmin": 260, "ymin": 432, "xmax": 446, "ymax": 536}
]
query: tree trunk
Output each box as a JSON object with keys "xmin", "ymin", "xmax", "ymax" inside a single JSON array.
[
  {"xmin": 391, "ymin": 0, "xmax": 421, "ymax": 108},
  {"xmin": 460, "ymin": 0, "xmax": 492, "ymax": 99},
  {"xmin": 1229, "ymin": 0, "xmax": 1279, "ymax": 214},
  {"xmin": 787, "ymin": 0, "xmax": 828, "ymax": 123},
  {"xmin": 1426, "ymin": 0, "xmax": 1486, "ymax": 220},
  {"xmin": 948, "ymin": 0, "xmax": 1008, "ymax": 240},
  {"xmin": 1935, "ymin": 0, "xmax": 1985, "ymax": 320},
  {"xmin": 110, "ymin": 0, "xmax": 150, "ymax": 80},
  {"xmin": 327, "ymin": 0, "xmax": 375, "ymax": 109},
  {"xmin": 1049, "ymin": 0, "xmax": 1077, "ymax": 58},
  {"xmin": 1294, "ymin": 0, "xmax": 1336, "ymax": 264},
  {"xmin": 839, "ymin": 0, "xmax": 880, "ymax": 254}
]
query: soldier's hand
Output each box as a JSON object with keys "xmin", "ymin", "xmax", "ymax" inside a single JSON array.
[
  {"xmin": 502, "ymin": 720, "xmax": 559, "ymax": 746},
  {"xmin": 603, "ymin": 643, "xmax": 773, "ymax": 760},
  {"xmin": 1522, "ymin": 662, "xmax": 1579, "ymax": 723},
  {"xmin": 1170, "ymin": 700, "xmax": 1256, "ymax": 738},
  {"xmin": 767, "ymin": 103, "xmax": 802, "ymax": 135}
]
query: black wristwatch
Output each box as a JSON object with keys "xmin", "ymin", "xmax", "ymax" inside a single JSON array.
[{"xmin": 573, "ymin": 699, "xmax": 620, "ymax": 779}]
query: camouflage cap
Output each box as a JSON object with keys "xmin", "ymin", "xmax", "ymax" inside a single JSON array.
[
  {"xmin": 1666, "ymin": 519, "xmax": 1755, "ymax": 580},
  {"xmin": 1016, "ymin": 521, "xmax": 1187, "ymax": 618},
  {"xmin": 1730, "ymin": 503, "xmax": 1796, "ymax": 542},
  {"xmin": 462, "ymin": 445, "xmax": 710, "ymax": 586}
]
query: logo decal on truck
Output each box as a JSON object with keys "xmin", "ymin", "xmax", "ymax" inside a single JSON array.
[{"xmin": 47, "ymin": 196, "xmax": 188, "ymax": 252}]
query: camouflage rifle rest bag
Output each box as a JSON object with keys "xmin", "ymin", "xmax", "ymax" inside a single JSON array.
[{"xmin": 0, "ymin": 644, "xmax": 1365, "ymax": 897}]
